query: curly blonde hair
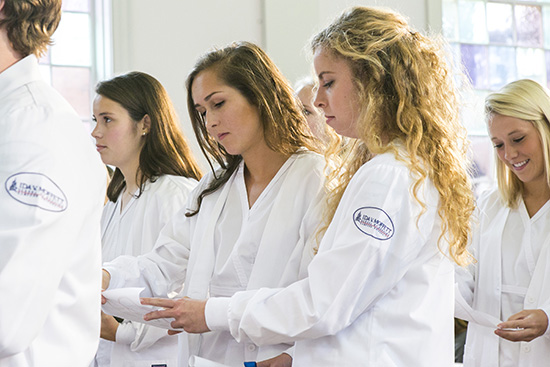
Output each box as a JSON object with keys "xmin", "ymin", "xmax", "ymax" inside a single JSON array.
[
  {"xmin": 486, "ymin": 79, "xmax": 550, "ymax": 208},
  {"xmin": 0, "ymin": 0, "xmax": 61, "ymax": 57},
  {"xmin": 312, "ymin": 6, "xmax": 475, "ymax": 266}
]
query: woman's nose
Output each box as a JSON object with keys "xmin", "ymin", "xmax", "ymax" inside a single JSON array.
[
  {"xmin": 314, "ymin": 90, "xmax": 326, "ymax": 109},
  {"xmin": 91, "ymin": 123, "xmax": 101, "ymax": 138},
  {"xmin": 504, "ymin": 144, "xmax": 518, "ymax": 161},
  {"xmin": 204, "ymin": 113, "xmax": 218, "ymax": 129}
]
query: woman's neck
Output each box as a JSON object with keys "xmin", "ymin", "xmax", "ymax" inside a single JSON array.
[
  {"xmin": 119, "ymin": 162, "xmax": 141, "ymax": 210},
  {"xmin": 242, "ymin": 147, "xmax": 290, "ymax": 208},
  {"xmin": 522, "ymin": 180, "xmax": 550, "ymax": 217}
]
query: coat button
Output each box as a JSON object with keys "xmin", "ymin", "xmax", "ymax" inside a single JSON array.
[
  {"xmin": 523, "ymin": 345, "xmax": 531, "ymax": 353},
  {"xmin": 247, "ymin": 344, "xmax": 256, "ymax": 352}
]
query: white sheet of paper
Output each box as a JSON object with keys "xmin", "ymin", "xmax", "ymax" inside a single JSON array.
[
  {"xmin": 102, "ymin": 287, "xmax": 182, "ymax": 330},
  {"xmin": 455, "ymin": 284, "xmax": 502, "ymax": 329},
  {"xmin": 188, "ymin": 356, "xmax": 232, "ymax": 367}
]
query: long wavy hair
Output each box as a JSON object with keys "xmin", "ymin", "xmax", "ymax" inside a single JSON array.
[
  {"xmin": 185, "ymin": 41, "xmax": 320, "ymax": 216},
  {"xmin": 312, "ymin": 6, "xmax": 475, "ymax": 266},
  {"xmin": 485, "ymin": 79, "xmax": 550, "ymax": 208},
  {"xmin": 96, "ymin": 71, "xmax": 202, "ymax": 202},
  {"xmin": 0, "ymin": 0, "xmax": 61, "ymax": 57}
]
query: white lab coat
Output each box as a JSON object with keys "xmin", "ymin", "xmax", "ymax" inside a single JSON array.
[
  {"xmin": 104, "ymin": 151, "xmax": 325, "ymax": 367},
  {"xmin": 0, "ymin": 55, "xmax": 105, "ymax": 366},
  {"xmin": 206, "ymin": 150, "xmax": 455, "ymax": 366},
  {"xmin": 94, "ymin": 175, "xmax": 197, "ymax": 367},
  {"xmin": 455, "ymin": 189, "xmax": 550, "ymax": 367}
]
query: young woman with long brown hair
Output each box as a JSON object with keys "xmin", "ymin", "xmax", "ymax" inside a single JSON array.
[
  {"xmin": 101, "ymin": 43, "xmax": 326, "ymax": 366},
  {"xmin": 91, "ymin": 71, "xmax": 201, "ymax": 367}
]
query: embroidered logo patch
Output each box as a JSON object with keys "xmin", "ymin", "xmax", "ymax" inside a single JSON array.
[
  {"xmin": 353, "ymin": 207, "xmax": 394, "ymax": 240},
  {"xmin": 5, "ymin": 172, "xmax": 68, "ymax": 212}
]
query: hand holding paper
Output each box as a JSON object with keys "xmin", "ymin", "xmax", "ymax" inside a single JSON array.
[
  {"xmin": 101, "ymin": 287, "xmax": 182, "ymax": 330},
  {"xmin": 141, "ymin": 296, "xmax": 209, "ymax": 333},
  {"xmin": 495, "ymin": 309, "xmax": 548, "ymax": 342}
]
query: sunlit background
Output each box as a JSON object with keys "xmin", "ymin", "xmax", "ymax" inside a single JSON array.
[{"xmin": 40, "ymin": 0, "xmax": 550, "ymax": 189}]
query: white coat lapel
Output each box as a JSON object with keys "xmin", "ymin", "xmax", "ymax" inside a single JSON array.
[
  {"xmin": 529, "ymin": 230, "xmax": 550, "ymax": 307},
  {"xmin": 476, "ymin": 204, "xmax": 509, "ymax": 317},
  {"xmin": 184, "ymin": 174, "xmax": 235, "ymax": 299},
  {"xmin": 247, "ymin": 156, "xmax": 297, "ymax": 290},
  {"xmin": 184, "ymin": 172, "xmax": 236, "ymax": 360}
]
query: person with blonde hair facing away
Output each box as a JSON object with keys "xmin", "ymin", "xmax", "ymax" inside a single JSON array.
[
  {"xmin": 0, "ymin": 0, "xmax": 106, "ymax": 365},
  {"xmin": 91, "ymin": 71, "xmax": 202, "ymax": 367},
  {"xmin": 455, "ymin": 79, "xmax": 550, "ymax": 366},
  {"xmin": 101, "ymin": 42, "xmax": 326, "ymax": 367},
  {"xmin": 142, "ymin": 6, "xmax": 475, "ymax": 367}
]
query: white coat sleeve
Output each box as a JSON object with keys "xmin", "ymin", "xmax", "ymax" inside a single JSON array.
[
  {"xmin": 454, "ymin": 207, "xmax": 479, "ymax": 321},
  {"xmin": 114, "ymin": 178, "xmax": 196, "ymax": 351},
  {"xmin": 539, "ymin": 305, "xmax": 550, "ymax": 338},
  {"xmin": 0, "ymin": 107, "xmax": 104, "ymax": 357},
  {"xmin": 207, "ymin": 162, "xmax": 440, "ymax": 346},
  {"xmin": 104, "ymin": 204, "xmax": 193, "ymax": 298},
  {"xmin": 115, "ymin": 321, "xmax": 172, "ymax": 352}
]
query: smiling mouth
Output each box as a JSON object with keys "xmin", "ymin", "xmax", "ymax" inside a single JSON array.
[
  {"xmin": 512, "ymin": 159, "xmax": 529, "ymax": 169},
  {"xmin": 218, "ymin": 133, "xmax": 229, "ymax": 140}
]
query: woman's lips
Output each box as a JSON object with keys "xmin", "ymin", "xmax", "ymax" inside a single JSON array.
[{"xmin": 511, "ymin": 159, "xmax": 529, "ymax": 171}]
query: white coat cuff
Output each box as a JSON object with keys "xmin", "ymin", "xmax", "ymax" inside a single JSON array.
[
  {"xmin": 115, "ymin": 321, "xmax": 137, "ymax": 345},
  {"xmin": 103, "ymin": 265, "xmax": 123, "ymax": 290},
  {"xmin": 540, "ymin": 306, "xmax": 550, "ymax": 337},
  {"xmin": 205, "ymin": 297, "xmax": 231, "ymax": 331},
  {"xmin": 283, "ymin": 346, "xmax": 295, "ymax": 358}
]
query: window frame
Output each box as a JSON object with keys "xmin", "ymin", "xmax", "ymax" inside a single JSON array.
[{"xmin": 39, "ymin": 0, "xmax": 112, "ymax": 130}]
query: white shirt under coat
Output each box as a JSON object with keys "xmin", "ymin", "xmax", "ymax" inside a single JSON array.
[
  {"xmin": 104, "ymin": 151, "xmax": 325, "ymax": 367},
  {"xmin": 456, "ymin": 189, "xmax": 550, "ymax": 367},
  {"xmin": 206, "ymin": 150, "xmax": 455, "ymax": 366},
  {"xmin": 0, "ymin": 55, "xmax": 106, "ymax": 366},
  {"xmin": 95, "ymin": 175, "xmax": 197, "ymax": 367}
]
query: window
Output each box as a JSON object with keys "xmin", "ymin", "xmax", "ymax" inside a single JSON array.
[
  {"xmin": 443, "ymin": 0, "xmax": 550, "ymax": 133},
  {"xmin": 39, "ymin": 0, "xmax": 111, "ymax": 132},
  {"xmin": 442, "ymin": 0, "xmax": 550, "ymax": 193}
]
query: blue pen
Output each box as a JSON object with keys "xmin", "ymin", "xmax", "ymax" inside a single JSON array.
[{"xmin": 243, "ymin": 362, "xmax": 257, "ymax": 367}]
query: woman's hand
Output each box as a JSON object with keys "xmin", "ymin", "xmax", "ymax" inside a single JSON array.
[
  {"xmin": 141, "ymin": 297, "xmax": 210, "ymax": 334},
  {"xmin": 101, "ymin": 269, "xmax": 111, "ymax": 304},
  {"xmin": 495, "ymin": 309, "xmax": 548, "ymax": 342},
  {"xmin": 100, "ymin": 311, "xmax": 119, "ymax": 341},
  {"xmin": 257, "ymin": 353, "xmax": 292, "ymax": 367}
]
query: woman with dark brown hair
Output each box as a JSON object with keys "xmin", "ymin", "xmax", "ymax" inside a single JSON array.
[
  {"xmin": 91, "ymin": 71, "xmax": 201, "ymax": 367},
  {"xmin": 101, "ymin": 43, "xmax": 326, "ymax": 366}
]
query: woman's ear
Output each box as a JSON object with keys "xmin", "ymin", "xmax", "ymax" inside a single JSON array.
[{"xmin": 141, "ymin": 114, "xmax": 151, "ymax": 135}]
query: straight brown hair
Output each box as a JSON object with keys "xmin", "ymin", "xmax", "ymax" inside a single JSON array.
[{"xmin": 96, "ymin": 71, "xmax": 202, "ymax": 202}]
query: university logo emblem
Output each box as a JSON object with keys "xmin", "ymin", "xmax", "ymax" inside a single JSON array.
[
  {"xmin": 353, "ymin": 206, "xmax": 394, "ymax": 240},
  {"xmin": 5, "ymin": 172, "xmax": 68, "ymax": 212}
]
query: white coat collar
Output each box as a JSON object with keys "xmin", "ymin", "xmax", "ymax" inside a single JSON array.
[{"xmin": 0, "ymin": 54, "xmax": 41, "ymax": 100}]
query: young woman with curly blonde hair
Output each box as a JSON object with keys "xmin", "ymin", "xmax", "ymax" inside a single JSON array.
[{"xmin": 145, "ymin": 7, "xmax": 476, "ymax": 366}]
